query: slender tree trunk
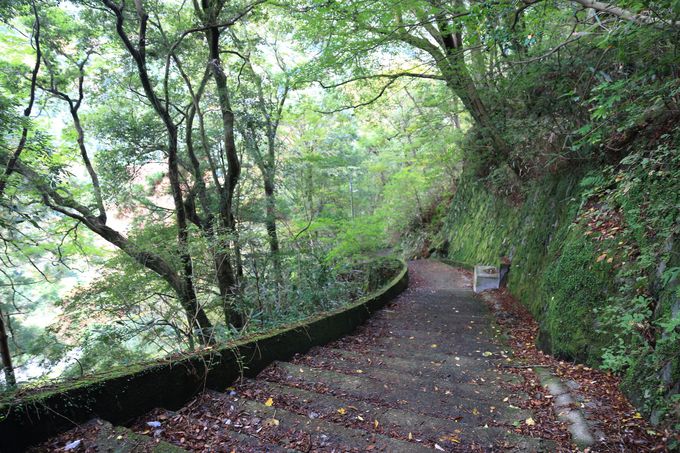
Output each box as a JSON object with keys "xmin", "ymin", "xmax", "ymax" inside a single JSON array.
[
  {"xmin": 442, "ymin": 61, "xmax": 510, "ymax": 158},
  {"xmin": 181, "ymin": 66, "xmax": 243, "ymax": 328},
  {"xmin": 451, "ymin": 98, "xmax": 461, "ymax": 129},
  {"xmin": 0, "ymin": 308, "xmax": 16, "ymax": 388},
  {"xmin": 102, "ymin": 0, "xmax": 214, "ymax": 343},
  {"xmin": 264, "ymin": 176, "xmax": 283, "ymax": 302},
  {"xmin": 200, "ymin": 1, "xmax": 244, "ymax": 328},
  {"xmin": 348, "ymin": 172, "xmax": 356, "ymax": 219},
  {"xmin": 215, "ymin": 250, "xmax": 243, "ymax": 327}
]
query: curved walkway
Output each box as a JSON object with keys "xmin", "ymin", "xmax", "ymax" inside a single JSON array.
[{"xmin": 39, "ymin": 260, "xmax": 557, "ymax": 452}]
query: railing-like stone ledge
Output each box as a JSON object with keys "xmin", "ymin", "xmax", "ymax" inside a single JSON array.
[{"xmin": 0, "ymin": 259, "xmax": 408, "ymax": 452}]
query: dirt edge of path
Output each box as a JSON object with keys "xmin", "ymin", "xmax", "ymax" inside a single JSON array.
[{"xmin": 479, "ymin": 288, "xmax": 674, "ymax": 452}]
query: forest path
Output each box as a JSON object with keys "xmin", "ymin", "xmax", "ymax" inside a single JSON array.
[
  {"xmin": 128, "ymin": 260, "xmax": 557, "ymax": 451},
  {"xmin": 39, "ymin": 260, "xmax": 562, "ymax": 452}
]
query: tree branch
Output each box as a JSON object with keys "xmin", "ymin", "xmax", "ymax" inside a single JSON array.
[
  {"xmin": 318, "ymin": 71, "xmax": 445, "ymax": 90},
  {"xmin": 0, "ymin": 1, "xmax": 41, "ymax": 198},
  {"xmin": 569, "ymin": 0, "xmax": 680, "ymax": 27}
]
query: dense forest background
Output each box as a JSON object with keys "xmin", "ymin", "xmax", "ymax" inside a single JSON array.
[{"xmin": 0, "ymin": 0, "xmax": 678, "ymax": 431}]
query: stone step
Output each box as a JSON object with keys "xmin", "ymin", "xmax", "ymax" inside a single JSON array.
[
  {"xmin": 97, "ymin": 423, "xmax": 188, "ymax": 453},
  {"xmin": 366, "ymin": 314, "xmax": 499, "ymax": 332},
  {"xmin": 375, "ymin": 293, "xmax": 487, "ymax": 307},
  {"xmin": 364, "ymin": 327, "xmax": 503, "ymax": 349},
  {"xmin": 242, "ymin": 379, "xmax": 517, "ymax": 449},
  {"xmin": 299, "ymin": 346, "xmax": 509, "ymax": 385},
  {"xmin": 360, "ymin": 321, "xmax": 492, "ymax": 337},
  {"xmin": 31, "ymin": 419, "xmax": 189, "ymax": 453},
  {"xmin": 205, "ymin": 390, "xmax": 434, "ymax": 452},
  {"xmin": 131, "ymin": 407, "xmax": 300, "ymax": 452},
  {"xmin": 292, "ymin": 351, "xmax": 514, "ymax": 402},
  {"xmin": 357, "ymin": 318, "xmax": 501, "ymax": 336},
  {"xmin": 323, "ymin": 343, "xmax": 524, "ymax": 384},
  {"xmin": 327, "ymin": 342, "xmax": 504, "ymax": 365},
  {"xmin": 336, "ymin": 334, "xmax": 503, "ymax": 357},
  {"xmin": 400, "ymin": 288, "xmax": 476, "ymax": 298},
  {"xmin": 379, "ymin": 297, "xmax": 495, "ymax": 311},
  {"xmin": 263, "ymin": 362, "xmax": 529, "ymax": 426}
]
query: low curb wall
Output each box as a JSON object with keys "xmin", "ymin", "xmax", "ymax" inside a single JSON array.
[{"xmin": 0, "ymin": 259, "xmax": 408, "ymax": 452}]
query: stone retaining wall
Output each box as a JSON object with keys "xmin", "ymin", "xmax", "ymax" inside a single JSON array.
[{"xmin": 0, "ymin": 259, "xmax": 408, "ymax": 452}]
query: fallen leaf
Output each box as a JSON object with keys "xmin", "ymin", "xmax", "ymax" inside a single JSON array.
[
  {"xmin": 263, "ymin": 418, "xmax": 279, "ymax": 427},
  {"xmin": 431, "ymin": 344, "xmax": 438, "ymax": 348},
  {"xmin": 264, "ymin": 397, "xmax": 274, "ymax": 407},
  {"xmin": 440, "ymin": 434, "xmax": 461, "ymax": 443},
  {"xmin": 374, "ymin": 419, "xmax": 379, "ymax": 429},
  {"xmin": 408, "ymin": 432, "xmax": 413, "ymax": 440},
  {"xmin": 337, "ymin": 407, "xmax": 347, "ymax": 415},
  {"xmin": 525, "ymin": 417, "xmax": 535, "ymax": 426}
]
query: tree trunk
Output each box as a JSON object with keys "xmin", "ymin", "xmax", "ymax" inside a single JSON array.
[
  {"xmin": 436, "ymin": 19, "xmax": 520, "ymax": 177},
  {"xmin": 178, "ymin": 282, "xmax": 214, "ymax": 344},
  {"xmin": 165, "ymin": 117, "xmax": 214, "ymax": 343},
  {"xmin": 215, "ymin": 249, "xmax": 244, "ymax": 328},
  {"xmin": 103, "ymin": 0, "xmax": 214, "ymax": 344},
  {"xmin": 201, "ymin": 3, "xmax": 244, "ymax": 328},
  {"xmin": 0, "ymin": 308, "xmax": 16, "ymax": 388},
  {"xmin": 264, "ymin": 177, "xmax": 283, "ymax": 302},
  {"xmin": 442, "ymin": 58, "xmax": 511, "ymax": 159},
  {"xmin": 88, "ymin": 218, "xmax": 215, "ymax": 344}
]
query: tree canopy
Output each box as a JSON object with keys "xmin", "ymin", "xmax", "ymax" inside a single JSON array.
[{"xmin": 0, "ymin": 0, "xmax": 678, "ymax": 429}]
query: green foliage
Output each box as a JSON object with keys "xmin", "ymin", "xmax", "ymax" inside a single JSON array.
[
  {"xmin": 543, "ymin": 225, "xmax": 615, "ymax": 363},
  {"xmin": 434, "ymin": 139, "xmax": 679, "ymax": 426},
  {"xmin": 0, "ymin": 0, "xmax": 678, "ymax": 432}
]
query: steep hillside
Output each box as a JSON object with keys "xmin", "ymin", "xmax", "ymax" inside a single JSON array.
[{"xmin": 429, "ymin": 134, "xmax": 679, "ymax": 429}]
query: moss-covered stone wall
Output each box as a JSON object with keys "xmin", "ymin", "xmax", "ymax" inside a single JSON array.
[
  {"xmin": 435, "ymin": 166, "xmax": 679, "ymax": 429},
  {"xmin": 0, "ymin": 259, "xmax": 409, "ymax": 453}
]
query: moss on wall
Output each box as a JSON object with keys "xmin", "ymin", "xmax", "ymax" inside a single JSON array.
[
  {"xmin": 438, "ymin": 170, "xmax": 601, "ymax": 354},
  {"xmin": 436, "ymin": 163, "xmax": 678, "ymax": 429},
  {"xmin": 541, "ymin": 225, "xmax": 616, "ymax": 363},
  {"xmin": 0, "ymin": 258, "xmax": 409, "ymax": 453}
]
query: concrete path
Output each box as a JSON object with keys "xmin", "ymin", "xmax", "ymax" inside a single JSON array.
[{"xmin": 39, "ymin": 260, "xmax": 559, "ymax": 452}]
